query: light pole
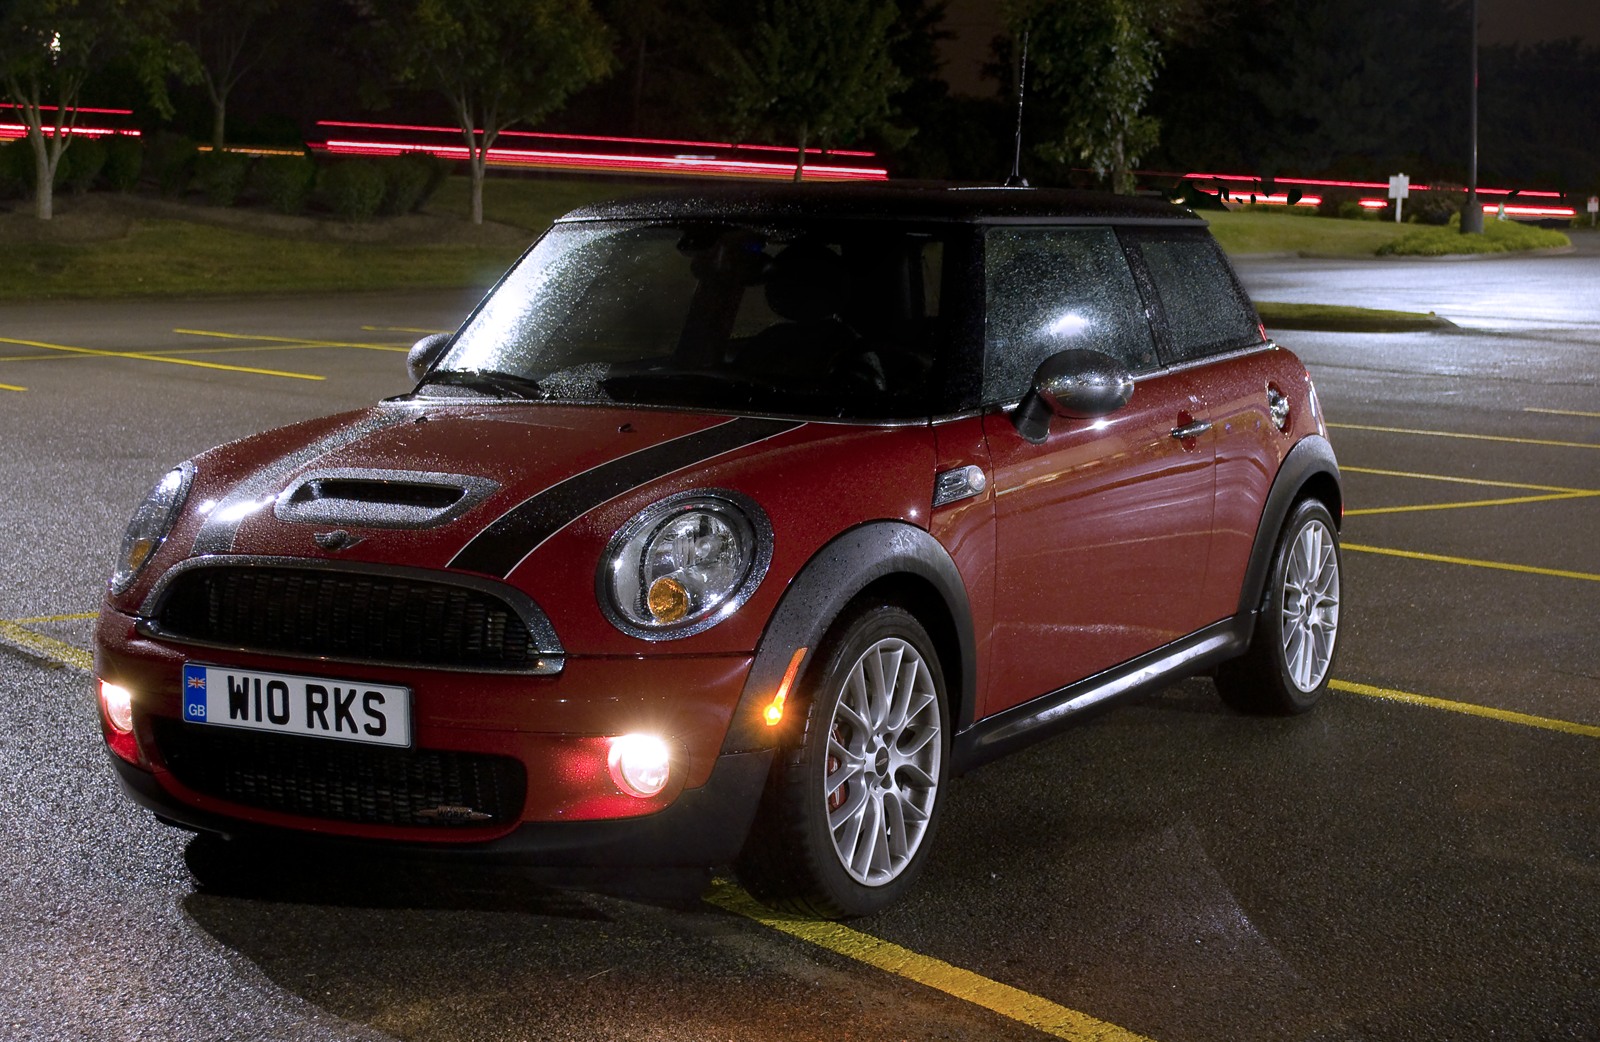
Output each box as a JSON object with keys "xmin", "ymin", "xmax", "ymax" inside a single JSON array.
[{"xmin": 1462, "ymin": 0, "xmax": 1483, "ymax": 234}]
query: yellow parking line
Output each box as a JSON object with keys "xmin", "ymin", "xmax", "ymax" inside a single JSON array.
[
  {"xmin": 1343, "ymin": 542, "xmax": 1600, "ymax": 582},
  {"xmin": 1345, "ymin": 491, "xmax": 1598, "ymax": 516},
  {"xmin": 1333, "ymin": 680, "xmax": 1600, "ymax": 740},
  {"xmin": 1, "ymin": 382, "xmax": 24, "ymax": 392},
  {"xmin": 2, "ymin": 344, "xmax": 344, "ymax": 363},
  {"xmin": 363, "ymin": 325, "xmax": 450, "ymax": 335},
  {"xmin": 1341, "ymin": 466, "xmax": 1597, "ymax": 494},
  {"xmin": 1328, "ymin": 422, "xmax": 1598, "ymax": 450},
  {"xmin": 10, "ymin": 612, "xmax": 97, "ymax": 624},
  {"xmin": 705, "ymin": 879, "xmax": 1155, "ymax": 1042},
  {"xmin": 1525, "ymin": 407, "xmax": 1600, "ymax": 419},
  {"xmin": 174, "ymin": 328, "xmax": 408, "ymax": 353},
  {"xmin": 0, "ymin": 336, "xmax": 324, "ymax": 381},
  {"xmin": 0, "ymin": 619, "xmax": 94, "ymax": 673}
]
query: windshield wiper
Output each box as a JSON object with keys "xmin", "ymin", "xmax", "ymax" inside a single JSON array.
[{"xmin": 424, "ymin": 368, "xmax": 545, "ymax": 400}]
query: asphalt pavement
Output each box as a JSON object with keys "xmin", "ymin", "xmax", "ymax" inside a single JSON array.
[{"xmin": 1, "ymin": 238, "xmax": 1595, "ymax": 1042}]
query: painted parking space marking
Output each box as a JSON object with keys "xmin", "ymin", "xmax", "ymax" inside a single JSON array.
[
  {"xmin": 1333, "ymin": 680, "xmax": 1600, "ymax": 740},
  {"xmin": 362, "ymin": 325, "xmax": 451, "ymax": 335},
  {"xmin": 0, "ymin": 336, "xmax": 324, "ymax": 381},
  {"xmin": 1329, "ymin": 422, "xmax": 1599, "ymax": 451},
  {"xmin": 1525, "ymin": 407, "xmax": 1600, "ymax": 419},
  {"xmin": 0, "ymin": 381, "xmax": 24, "ymax": 392},
  {"xmin": 705, "ymin": 878, "xmax": 1156, "ymax": 1042},
  {"xmin": 1345, "ymin": 491, "xmax": 1598, "ymax": 517},
  {"xmin": 0, "ymin": 616, "xmax": 95, "ymax": 673},
  {"xmin": 173, "ymin": 328, "xmax": 409, "ymax": 352},
  {"xmin": 1342, "ymin": 466, "xmax": 1598, "ymax": 495},
  {"xmin": 1343, "ymin": 542, "xmax": 1600, "ymax": 583}
]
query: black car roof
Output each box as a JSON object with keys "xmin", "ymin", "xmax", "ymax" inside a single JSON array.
[{"xmin": 558, "ymin": 180, "xmax": 1205, "ymax": 227}]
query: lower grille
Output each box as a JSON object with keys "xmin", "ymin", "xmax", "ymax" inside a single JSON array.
[{"xmin": 154, "ymin": 719, "xmax": 526, "ymax": 828}]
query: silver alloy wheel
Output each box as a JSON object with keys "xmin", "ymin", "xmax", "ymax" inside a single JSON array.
[
  {"xmin": 1281, "ymin": 518, "xmax": 1341, "ymax": 692},
  {"xmin": 823, "ymin": 636, "xmax": 942, "ymax": 887}
]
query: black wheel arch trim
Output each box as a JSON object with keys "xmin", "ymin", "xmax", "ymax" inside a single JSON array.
[
  {"xmin": 1237, "ymin": 435, "xmax": 1342, "ymax": 617},
  {"xmin": 719, "ymin": 520, "xmax": 977, "ymax": 755}
]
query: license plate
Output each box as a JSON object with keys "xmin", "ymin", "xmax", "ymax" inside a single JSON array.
[{"xmin": 182, "ymin": 663, "xmax": 412, "ymax": 748}]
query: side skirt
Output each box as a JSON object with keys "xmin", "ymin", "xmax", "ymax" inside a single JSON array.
[{"xmin": 950, "ymin": 614, "xmax": 1253, "ymax": 774}]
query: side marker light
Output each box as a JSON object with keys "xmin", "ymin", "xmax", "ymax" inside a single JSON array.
[{"xmin": 764, "ymin": 647, "xmax": 808, "ymax": 727}]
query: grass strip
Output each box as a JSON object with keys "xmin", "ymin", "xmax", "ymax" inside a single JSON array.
[
  {"xmin": 0, "ymin": 219, "xmax": 523, "ymax": 301},
  {"xmin": 1255, "ymin": 300, "xmax": 1451, "ymax": 333}
]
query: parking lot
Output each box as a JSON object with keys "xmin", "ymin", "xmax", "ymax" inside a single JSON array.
[{"xmin": 1, "ymin": 242, "xmax": 1596, "ymax": 1042}]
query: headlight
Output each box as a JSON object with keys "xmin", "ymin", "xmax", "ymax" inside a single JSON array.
[
  {"xmin": 110, "ymin": 463, "xmax": 194, "ymax": 594},
  {"xmin": 599, "ymin": 491, "xmax": 771, "ymax": 640}
]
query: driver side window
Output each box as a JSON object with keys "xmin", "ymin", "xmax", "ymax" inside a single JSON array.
[{"xmin": 982, "ymin": 226, "xmax": 1156, "ymax": 404}]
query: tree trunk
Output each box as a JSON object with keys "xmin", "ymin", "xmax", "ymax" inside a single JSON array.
[
  {"xmin": 211, "ymin": 97, "xmax": 227, "ymax": 153},
  {"xmin": 470, "ymin": 149, "xmax": 486, "ymax": 225},
  {"xmin": 793, "ymin": 126, "xmax": 808, "ymax": 183},
  {"xmin": 29, "ymin": 131, "xmax": 57, "ymax": 221}
]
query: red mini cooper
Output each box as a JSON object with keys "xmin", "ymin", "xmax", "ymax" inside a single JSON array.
[{"xmin": 95, "ymin": 183, "xmax": 1342, "ymax": 917}]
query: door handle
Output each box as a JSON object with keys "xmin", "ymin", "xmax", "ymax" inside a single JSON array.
[{"xmin": 1170, "ymin": 420, "xmax": 1212, "ymax": 440}]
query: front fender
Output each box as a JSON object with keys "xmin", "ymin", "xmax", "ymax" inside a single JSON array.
[{"xmin": 719, "ymin": 521, "xmax": 976, "ymax": 754}]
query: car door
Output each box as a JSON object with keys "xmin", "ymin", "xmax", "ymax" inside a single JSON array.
[
  {"xmin": 1119, "ymin": 228, "xmax": 1281, "ymax": 624},
  {"xmin": 980, "ymin": 225, "xmax": 1217, "ymax": 719}
]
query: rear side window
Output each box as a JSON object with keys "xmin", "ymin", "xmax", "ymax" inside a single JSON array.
[
  {"xmin": 1125, "ymin": 232, "xmax": 1262, "ymax": 363},
  {"xmin": 982, "ymin": 226, "xmax": 1157, "ymax": 403}
]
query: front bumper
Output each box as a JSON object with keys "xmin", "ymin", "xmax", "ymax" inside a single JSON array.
[
  {"xmin": 95, "ymin": 605, "xmax": 777, "ymax": 866},
  {"xmin": 107, "ymin": 745, "xmax": 774, "ymax": 867}
]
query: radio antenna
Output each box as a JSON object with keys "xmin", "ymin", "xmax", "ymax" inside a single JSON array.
[{"xmin": 1005, "ymin": 29, "xmax": 1030, "ymax": 187}]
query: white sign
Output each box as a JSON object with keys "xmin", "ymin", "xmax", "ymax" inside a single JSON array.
[
  {"xmin": 1388, "ymin": 173, "xmax": 1410, "ymax": 222},
  {"xmin": 1588, "ymin": 195, "xmax": 1598, "ymax": 214}
]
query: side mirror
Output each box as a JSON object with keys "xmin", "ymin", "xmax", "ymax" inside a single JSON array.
[
  {"xmin": 1011, "ymin": 349, "xmax": 1135, "ymax": 443},
  {"xmin": 407, "ymin": 332, "xmax": 452, "ymax": 384}
]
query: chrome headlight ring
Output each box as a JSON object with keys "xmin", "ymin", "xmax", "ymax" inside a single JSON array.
[
  {"xmin": 110, "ymin": 462, "xmax": 195, "ymax": 594},
  {"xmin": 598, "ymin": 489, "xmax": 773, "ymax": 641}
]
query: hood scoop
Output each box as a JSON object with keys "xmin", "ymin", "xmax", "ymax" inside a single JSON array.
[{"xmin": 275, "ymin": 469, "xmax": 498, "ymax": 530}]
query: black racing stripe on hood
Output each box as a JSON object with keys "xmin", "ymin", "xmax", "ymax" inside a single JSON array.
[{"xmin": 448, "ymin": 417, "xmax": 802, "ymax": 577}]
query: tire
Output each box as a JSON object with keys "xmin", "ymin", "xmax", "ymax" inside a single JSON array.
[
  {"xmin": 1217, "ymin": 498, "xmax": 1342, "ymax": 715},
  {"xmin": 736, "ymin": 604, "xmax": 949, "ymax": 918}
]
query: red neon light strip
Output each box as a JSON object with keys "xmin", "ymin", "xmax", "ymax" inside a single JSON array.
[
  {"xmin": 1181, "ymin": 171, "xmax": 1564, "ymax": 200},
  {"xmin": 0, "ymin": 103, "xmax": 133, "ymax": 116},
  {"xmin": 318, "ymin": 139, "xmax": 888, "ymax": 181},
  {"xmin": 1357, "ymin": 197, "xmax": 1575, "ymax": 218},
  {"xmin": 314, "ymin": 120, "xmax": 876, "ymax": 158},
  {"xmin": 0, "ymin": 124, "xmax": 140, "ymax": 139}
]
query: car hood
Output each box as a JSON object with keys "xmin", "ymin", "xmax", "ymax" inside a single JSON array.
[{"xmin": 173, "ymin": 401, "xmax": 805, "ymax": 577}]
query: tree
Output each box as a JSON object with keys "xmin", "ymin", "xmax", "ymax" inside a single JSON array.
[
  {"xmin": 173, "ymin": 0, "xmax": 280, "ymax": 152},
  {"xmin": 1233, "ymin": 0, "xmax": 1467, "ymax": 178},
  {"xmin": 723, "ymin": 0, "xmax": 908, "ymax": 181},
  {"xmin": 0, "ymin": 0, "xmax": 187, "ymax": 219},
  {"xmin": 1002, "ymin": 0, "xmax": 1167, "ymax": 194},
  {"xmin": 374, "ymin": 0, "xmax": 613, "ymax": 225}
]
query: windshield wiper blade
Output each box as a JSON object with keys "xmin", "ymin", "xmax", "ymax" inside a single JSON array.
[{"xmin": 425, "ymin": 368, "xmax": 545, "ymax": 399}]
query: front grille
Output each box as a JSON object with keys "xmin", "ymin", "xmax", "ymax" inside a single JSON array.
[
  {"xmin": 151, "ymin": 565, "xmax": 550, "ymax": 671},
  {"xmin": 154, "ymin": 718, "xmax": 526, "ymax": 828}
]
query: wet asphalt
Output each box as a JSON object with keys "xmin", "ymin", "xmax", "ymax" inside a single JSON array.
[{"xmin": 0, "ymin": 233, "xmax": 1595, "ymax": 1042}]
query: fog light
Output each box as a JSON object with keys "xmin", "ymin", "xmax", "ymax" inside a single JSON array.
[
  {"xmin": 607, "ymin": 733, "xmax": 671, "ymax": 798},
  {"xmin": 99, "ymin": 680, "xmax": 134, "ymax": 733}
]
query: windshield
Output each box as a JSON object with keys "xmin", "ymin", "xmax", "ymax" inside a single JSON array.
[{"xmin": 424, "ymin": 220, "xmax": 954, "ymax": 419}]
